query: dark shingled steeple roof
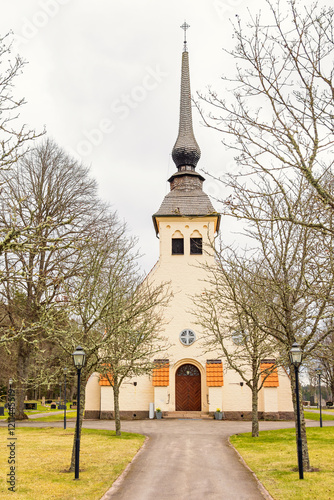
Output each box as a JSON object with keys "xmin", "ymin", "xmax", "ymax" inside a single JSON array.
[
  {"xmin": 153, "ymin": 30, "xmax": 220, "ymax": 235},
  {"xmin": 171, "ymin": 50, "xmax": 201, "ymax": 169}
]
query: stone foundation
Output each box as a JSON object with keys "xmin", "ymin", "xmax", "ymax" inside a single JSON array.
[
  {"xmin": 85, "ymin": 410, "xmax": 100, "ymax": 419},
  {"xmin": 100, "ymin": 410, "xmax": 149, "ymax": 420},
  {"xmin": 212, "ymin": 411, "xmax": 295, "ymax": 421},
  {"xmin": 86, "ymin": 410, "xmax": 295, "ymax": 421}
]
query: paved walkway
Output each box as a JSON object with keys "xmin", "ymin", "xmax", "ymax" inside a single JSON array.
[
  {"xmin": 305, "ymin": 408, "xmax": 334, "ymax": 415},
  {"xmin": 2, "ymin": 418, "xmax": 332, "ymax": 500},
  {"xmin": 100, "ymin": 419, "xmax": 283, "ymax": 500},
  {"xmin": 28, "ymin": 410, "xmax": 67, "ymax": 419}
]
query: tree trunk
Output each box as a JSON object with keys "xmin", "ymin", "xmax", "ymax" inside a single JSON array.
[
  {"xmin": 69, "ymin": 384, "xmax": 76, "ymax": 402},
  {"xmin": 15, "ymin": 340, "xmax": 29, "ymax": 420},
  {"xmin": 113, "ymin": 383, "xmax": 121, "ymax": 436},
  {"xmin": 69, "ymin": 373, "xmax": 86, "ymax": 472},
  {"xmin": 251, "ymin": 382, "xmax": 259, "ymax": 437},
  {"xmin": 290, "ymin": 366, "xmax": 310, "ymax": 471}
]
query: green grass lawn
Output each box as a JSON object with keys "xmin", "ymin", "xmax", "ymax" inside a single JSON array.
[
  {"xmin": 0, "ymin": 427, "xmax": 145, "ymax": 499},
  {"xmin": 304, "ymin": 411, "xmax": 334, "ymax": 421},
  {"xmin": 0, "ymin": 402, "xmax": 74, "ymax": 420},
  {"xmin": 230, "ymin": 427, "xmax": 334, "ymax": 500},
  {"xmin": 32, "ymin": 411, "xmax": 77, "ymax": 422}
]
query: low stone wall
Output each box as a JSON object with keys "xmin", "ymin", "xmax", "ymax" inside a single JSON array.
[
  {"xmin": 99, "ymin": 410, "xmax": 149, "ymax": 420},
  {"xmin": 85, "ymin": 410, "xmax": 100, "ymax": 419},
  {"xmin": 85, "ymin": 410, "xmax": 295, "ymax": 421},
  {"xmin": 211, "ymin": 411, "xmax": 294, "ymax": 421}
]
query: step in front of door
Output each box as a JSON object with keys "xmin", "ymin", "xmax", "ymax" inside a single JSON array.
[{"xmin": 162, "ymin": 411, "xmax": 214, "ymax": 419}]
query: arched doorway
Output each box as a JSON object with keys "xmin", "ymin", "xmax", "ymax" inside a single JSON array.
[{"xmin": 175, "ymin": 364, "xmax": 201, "ymax": 411}]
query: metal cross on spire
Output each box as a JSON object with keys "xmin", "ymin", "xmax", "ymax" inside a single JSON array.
[{"xmin": 180, "ymin": 21, "xmax": 190, "ymax": 51}]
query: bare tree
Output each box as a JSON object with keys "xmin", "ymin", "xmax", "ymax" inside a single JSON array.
[
  {"xmin": 49, "ymin": 216, "xmax": 170, "ymax": 469},
  {"xmin": 199, "ymin": 174, "xmax": 334, "ymax": 469},
  {"xmin": 194, "ymin": 0, "xmax": 334, "ymax": 469},
  {"xmin": 0, "ymin": 32, "xmax": 44, "ymax": 253},
  {"xmin": 310, "ymin": 322, "xmax": 334, "ymax": 401},
  {"xmin": 0, "ymin": 33, "xmax": 42, "ymax": 171},
  {"xmin": 101, "ymin": 277, "xmax": 170, "ymax": 436},
  {"xmin": 194, "ymin": 248, "xmax": 281, "ymax": 437},
  {"xmin": 196, "ymin": 0, "xmax": 334, "ymax": 233},
  {"xmin": 0, "ymin": 138, "xmax": 106, "ymax": 418}
]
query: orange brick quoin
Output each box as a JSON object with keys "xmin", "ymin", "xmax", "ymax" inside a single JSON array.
[
  {"xmin": 261, "ymin": 361, "xmax": 279, "ymax": 387},
  {"xmin": 152, "ymin": 359, "xmax": 169, "ymax": 386},
  {"xmin": 206, "ymin": 360, "xmax": 224, "ymax": 386}
]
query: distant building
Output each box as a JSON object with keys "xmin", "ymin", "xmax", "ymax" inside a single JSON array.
[{"xmin": 85, "ymin": 33, "xmax": 293, "ymax": 420}]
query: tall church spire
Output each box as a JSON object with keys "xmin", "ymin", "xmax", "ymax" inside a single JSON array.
[
  {"xmin": 171, "ymin": 22, "xmax": 201, "ymax": 170},
  {"xmin": 153, "ymin": 23, "xmax": 220, "ymax": 236}
]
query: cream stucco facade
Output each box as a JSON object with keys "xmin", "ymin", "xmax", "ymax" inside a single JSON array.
[{"xmin": 85, "ymin": 212, "xmax": 294, "ymax": 420}]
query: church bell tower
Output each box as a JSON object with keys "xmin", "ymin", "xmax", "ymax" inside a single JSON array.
[{"xmin": 153, "ymin": 22, "xmax": 220, "ymax": 258}]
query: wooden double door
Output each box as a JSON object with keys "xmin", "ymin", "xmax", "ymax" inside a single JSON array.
[{"xmin": 175, "ymin": 364, "xmax": 201, "ymax": 411}]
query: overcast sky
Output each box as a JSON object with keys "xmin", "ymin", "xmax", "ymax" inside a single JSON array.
[{"xmin": 1, "ymin": 0, "xmax": 318, "ymax": 273}]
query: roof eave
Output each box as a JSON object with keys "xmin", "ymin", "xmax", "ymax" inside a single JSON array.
[{"xmin": 152, "ymin": 212, "xmax": 221, "ymax": 235}]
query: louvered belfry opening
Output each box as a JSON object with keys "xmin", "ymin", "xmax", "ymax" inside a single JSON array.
[{"xmin": 175, "ymin": 363, "xmax": 201, "ymax": 411}]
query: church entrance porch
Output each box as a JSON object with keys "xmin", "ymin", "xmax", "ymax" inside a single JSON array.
[{"xmin": 175, "ymin": 363, "xmax": 201, "ymax": 411}]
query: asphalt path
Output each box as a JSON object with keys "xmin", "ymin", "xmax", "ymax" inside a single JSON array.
[
  {"xmin": 305, "ymin": 408, "xmax": 334, "ymax": 415},
  {"xmin": 2, "ymin": 418, "xmax": 333, "ymax": 500}
]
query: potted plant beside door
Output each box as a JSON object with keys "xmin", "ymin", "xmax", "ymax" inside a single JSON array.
[
  {"xmin": 156, "ymin": 408, "xmax": 162, "ymax": 419},
  {"xmin": 215, "ymin": 408, "xmax": 223, "ymax": 420}
]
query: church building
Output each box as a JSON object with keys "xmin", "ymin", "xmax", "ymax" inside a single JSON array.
[{"xmin": 85, "ymin": 29, "xmax": 294, "ymax": 420}]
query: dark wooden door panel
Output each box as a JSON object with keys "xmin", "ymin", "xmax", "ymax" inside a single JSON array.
[{"xmin": 175, "ymin": 364, "xmax": 201, "ymax": 411}]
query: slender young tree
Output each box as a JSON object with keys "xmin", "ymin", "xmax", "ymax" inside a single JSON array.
[
  {"xmin": 194, "ymin": 249, "xmax": 281, "ymax": 437},
  {"xmin": 100, "ymin": 277, "xmax": 170, "ymax": 436},
  {"xmin": 211, "ymin": 178, "xmax": 334, "ymax": 469}
]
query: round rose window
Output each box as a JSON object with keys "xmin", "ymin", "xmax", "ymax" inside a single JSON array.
[{"xmin": 179, "ymin": 329, "xmax": 196, "ymax": 346}]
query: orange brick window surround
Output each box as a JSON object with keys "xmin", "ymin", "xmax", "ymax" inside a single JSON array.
[
  {"xmin": 206, "ymin": 360, "xmax": 224, "ymax": 387},
  {"xmin": 152, "ymin": 359, "xmax": 169, "ymax": 387},
  {"xmin": 261, "ymin": 360, "xmax": 279, "ymax": 387}
]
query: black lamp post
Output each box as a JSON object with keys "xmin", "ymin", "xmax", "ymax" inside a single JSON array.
[
  {"xmin": 72, "ymin": 346, "xmax": 86, "ymax": 480},
  {"xmin": 315, "ymin": 367, "xmax": 323, "ymax": 428},
  {"xmin": 289, "ymin": 342, "xmax": 304, "ymax": 480},
  {"xmin": 63, "ymin": 367, "xmax": 68, "ymax": 430}
]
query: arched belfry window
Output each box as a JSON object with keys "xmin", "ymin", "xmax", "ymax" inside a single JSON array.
[
  {"xmin": 172, "ymin": 230, "xmax": 184, "ymax": 255},
  {"xmin": 190, "ymin": 230, "xmax": 202, "ymax": 255}
]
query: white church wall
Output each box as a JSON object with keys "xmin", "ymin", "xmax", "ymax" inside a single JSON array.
[
  {"xmin": 100, "ymin": 375, "xmax": 154, "ymax": 412},
  {"xmin": 101, "ymin": 386, "xmax": 114, "ymax": 411},
  {"xmin": 208, "ymin": 387, "xmax": 223, "ymax": 412},
  {"xmin": 122, "ymin": 375, "xmax": 154, "ymax": 410},
  {"xmin": 87, "ymin": 214, "xmax": 294, "ymax": 418},
  {"xmin": 278, "ymin": 368, "xmax": 294, "ymax": 412},
  {"xmin": 263, "ymin": 387, "xmax": 279, "ymax": 413},
  {"xmin": 258, "ymin": 382, "xmax": 265, "ymax": 412},
  {"xmin": 85, "ymin": 372, "xmax": 101, "ymax": 411},
  {"xmin": 221, "ymin": 384, "xmax": 252, "ymax": 411},
  {"xmin": 154, "ymin": 386, "xmax": 169, "ymax": 411}
]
